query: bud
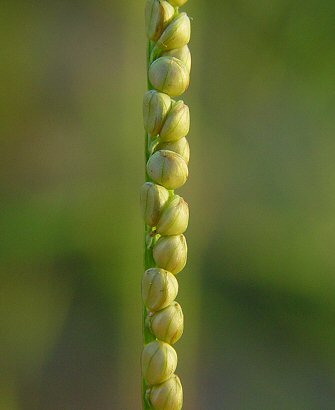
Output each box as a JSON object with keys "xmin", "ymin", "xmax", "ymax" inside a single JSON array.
[
  {"xmin": 142, "ymin": 340, "xmax": 178, "ymax": 385},
  {"xmin": 142, "ymin": 268, "xmax": 178, "ymax": 311},
  {"xmin": 156, "ymin": 13, "xmax": 191, "ymax": 51},
  {"xmin": 156, "ymin": 195, "xmax": 189, "ymax": 235},
  {"xmin": 153, "ymin": 234, "xmax": 187, "ymax": 274},
  {"xmin": 159, "ymin": 100, "xmax": 190, "ymax": 142},
  {"xmin": 147, "ymin": 374, "xmax": 183, "ymax": 410},
  {"xmin": 149, "ymin": 57, "xmax": 189, "ymax": 97},
  {"xmin": 155, "ymin": 137, "xmax": 190, "ymax": 164},
  {"xmin": 140, "ymin": 182, "xmax": 170, "ymax": 226},
  {"xmin": 147, "ymin": 150, "xmax": 188, "ymax": 190},
  {"xmin": 145, "ymin": 0, "xmax": 175, "ymax": 41},
  {"xmin": 150, "ymin": 302, "xmax": 184, "ymax": 344},
  {"xmin": 143, "ymin": 90, "xmax": 172, "ymax": 137},
  {"xmin": 162, "ymin": 45, "xmax": 191, "ymax": 73}
]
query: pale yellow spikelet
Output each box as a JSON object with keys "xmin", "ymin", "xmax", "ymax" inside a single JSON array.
[
  {"xmin": 149, "ymin": 57, "xmax": 189, "ymax": 97},
  {"xmin": 162, "ymin": 45, "xmax": 191, "ymax": 73},
  {"xmin": 156, "ymin": 195, "xmax": 189, "ymax": 235},
  {"xmin": 142, "ymin": 340, "xmax": 178, "ymax": 385},
  {"xmin": 147, "ymin": 374, "xmax": 183, "ymax": 410},
  {"xmin": 155, "ymin": 137, "xmax": 190, "ymax": 164},
  {"xmin": 140, "ymin": 182, "xmax": 170, "ymax": 227},
  {"xmin": 145, "ymin": 0, "xmax": 175, "ymax": 41},
  {"xmin": 153, "ymin": 234, "xmax": 187, "ymax": 274},
  {"xmin": 156, "ymin": 13, "xmax": 191, "ymax": 51},
  {"xmin": 150, "ymin": 302, "xmax": 184, "ymax": 344},
  {"xmin": 147, "ymin": 150, "xmax": 188, "ymax": 190},
  {"xmin": 142, "ymin": 268, "xmax": 179, "ymax": 311},
  {"xmin": 159, "ymin": 100, "xmax": 190, "ymax": 142}
]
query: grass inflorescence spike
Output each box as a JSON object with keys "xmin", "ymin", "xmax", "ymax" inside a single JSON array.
[{"xmin": 141, "ymin": 1, "xmax": 191, "ymax": 408}]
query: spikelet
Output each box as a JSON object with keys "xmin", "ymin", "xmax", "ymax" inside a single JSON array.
[
  {"xmin": 145, "ymin": 0, "xmax": 175, "ymax": 41},
  {"xmin": 142, "ymin": 340, "xmax": 178, "ymax": 385},
  {"xmin": 156, "ymin": 195, "xmax": 189, "ymax": 235},
  {"xmin": 149, "ymin": 57, "xmax": 189, "ymax": 97},
  {"xmin": 155, "ymin": 137, "xmax": 190, "ymax": 164},
  {"xmin": 147, "ymin": 374, "xmax": 183, "ymax": 410},
  {"xmin": 162, "ymin": 45, "xmax": 191, "ymax": 73},
  {"xmin": 147, "ymin": 150, "xmax": 188, "ymax": 190},
  {"xmin": 156, "ymin": 13, "xmax": 191, "ymax": 51},
  {"xmin": 153, "ymin": 234, "xmax": 187, "ymax": 275},
  {"xmin": 149, "ymin": 302, "xmax": 184, "ymax": 344},
  {"xmin": 142, "ymin": 268, "xmax": 179, "ymax": 311},
  {"xmin": 143, "ymin": 90, "xmax": 172, "ymax": 137},
  {"xmin": 140, "ymin": 182, "xmax": 170, "ymax": 226}
]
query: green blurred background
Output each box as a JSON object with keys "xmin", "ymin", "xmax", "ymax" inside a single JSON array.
[{"xmin": 1, "ymin": 0, "xmax": 335, "ymax": 409}]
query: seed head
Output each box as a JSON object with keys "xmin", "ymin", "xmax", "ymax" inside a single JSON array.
[
  {"xmin": 162, "ymin": 45, "xmax": 191, "ymax": 73},
  {"xmin": 155, "ymin": 137, "xmax": 190, "ymax": 164},
  {"xmin": 145, "ymin": 0, "xmax": 175, "ymax": 41},
  {"xmin": 143, "ymin": 90, "xmax": 172, "ymax": 137},
  {"xmin": 149, "ymin": 57, "xmax": 189, "ymax": 97},
  {"xmin": 159, "ymin": 100, "xmax": 190, "ymax": 142},
  {"xmin": 153, "ymin": 234, "xmax": 187, "ymax": 274},
  {"xmin": 150, "ymin": 302, "xmax": 184, "ymax": 344},
  {"xmin": 142, "ymin": 268, "xmax": 179, "ymax": 311},
  {"xmin": 142, "ymin": 340, "xmax": 178, "ymax": 385},
  {"xmin": 156, "ymin": 13, "xmax": 191, "ymax": 51},
  {"xmin": 156, "ymin": 195, "xmax": 189, "ymax": 235},
  {"xmin": 147, "ymin": 374, "xmax": 183, "ymax": 410},
  {"xmin": 147, "ymin": 150, "xmax": 188, "ymax": 190}
]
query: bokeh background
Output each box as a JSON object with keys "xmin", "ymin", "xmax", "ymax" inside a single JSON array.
[{"xmin": 1, "ymin": 0, "xmax": 335, "ymax": 409}]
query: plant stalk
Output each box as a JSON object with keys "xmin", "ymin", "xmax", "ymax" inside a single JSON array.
[{"xmin": 142, "ymin": 38, "xmax": 155, "ymax": 410}]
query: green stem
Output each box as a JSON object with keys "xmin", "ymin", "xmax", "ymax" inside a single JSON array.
[
  {"xmin": 142, "ymin": 38, "xmax": 155, "ymax": 410},
  {"xmin": 142, "ymin": 228, "xmax": 155, "ymax": 410}
]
